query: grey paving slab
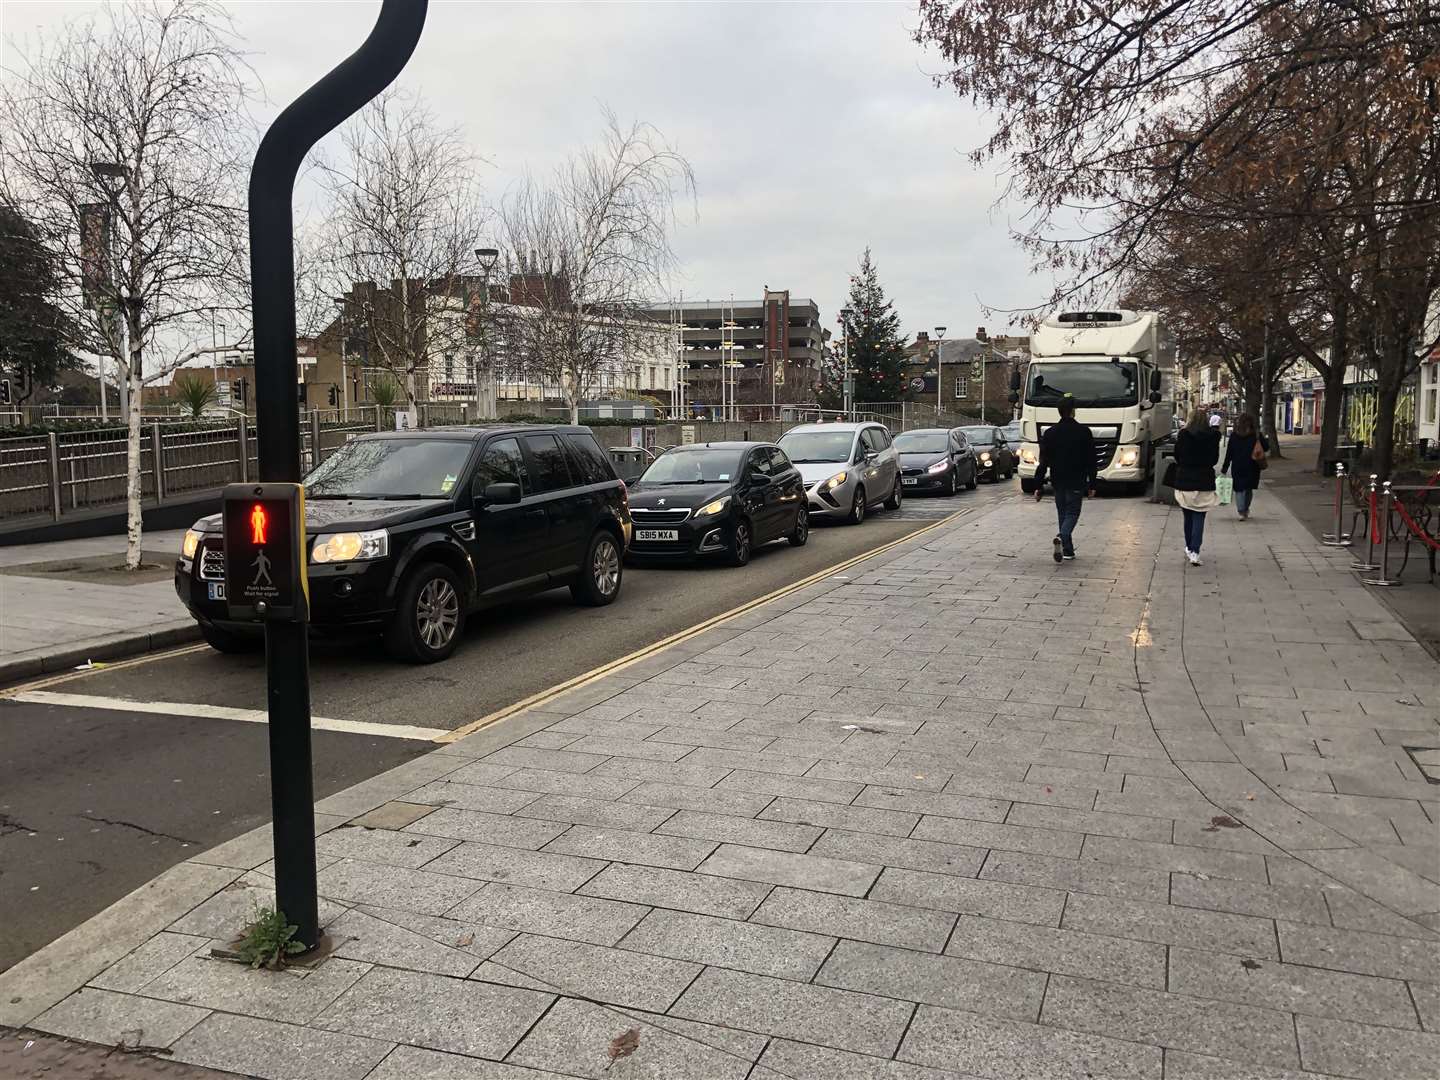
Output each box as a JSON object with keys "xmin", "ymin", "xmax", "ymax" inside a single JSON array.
[
  {"xmin": 482, "ymin": 933, "xmax": 700, "ymax": 1011},
  {"xmin": 403, "ymin": 808, "xmax": 571, "ymax": 849},
  {"xmin": 481, "ymin": 746, "xmax": 609, "ymax": 774},
  {"xmin": 618, "ymin": 780, "xmax": 774, "ymax": 817},
  {"xmin": 851, "ymin": 788, "xmax": 1012, "ymax": 828},
  {"xmin": 751, "ymin": 885, "xmax": 955, "ymax": 952},
  {"xmin": 367, "ymin": 1045, "xmax": 577, "ymax": 1080},
  {"xmin": 817, "ymin": 939, "xmax": 1045, "ymax": 1021},
  {"xmin": 354, "ymin": 905, "xmax": 517, "ymax": 961},
  {"xmin": 317, "ymin": 859, "xmax": 481, "ymax": 917},
  {"xmin": 756, "ymin": 794, "xmax": 921, "ymax": 837},
  {"xmin": 420, "ymin": 841, "xmax": 606, "ymax": 893},
  {"xmin": 1062, "ymin": 892, "xmax": 1279, "ymax": 957},
  {"xmin": 670, "ymin": 966, "xmax": 914, "ymax": 1057},
  {"xmin": 715, "ymin": 769, "xmax": 864, "ymax": 804},
  {"xmin": 316, "ymin": 825, "xmax": 460, "ymax": 869},
  {"xmin": 590, "ymin": 757, "xmax": 732, "ymax": 788},
  {"xmin": 327, "ymin": 908, "xmax": 483, "ymax": 978},
  {"xmin": 542, "ymin": 825, "xmax": 716, "ymax": 870},
  {"xmin": 806, "ymin": 760, "xmax": 956, "ymax": 792},
  {"xmin": 1006, "ymin": 801, "xmax": 1173, "ymax": 841},
  {"xmin": 402, "ymin": 781, "xmax": 545, "ymax": 815},
  {"xmin": 1168, "ymin": 945, "xmax": 1418, "ymax": 1029},
  {"xmin": 1412, "ymin": 979, "xmax": 1440, "ymax": 1032},
  {"xmin": 88, "ymin": 932, "xmax": 209, "ymax": 993},
  {"xmin": 1169, "ymin": 873, "xmax": 1331, "ymax": 924},
  {"xmin": 809, "ymin": 828, "xmax": 987, "ymax": 877},
  {"xmin": 897, "ymin": 1004, "xmax": 1162, "ymax": 1080},
  {"xmin": 1276, "ymin": 919, "xmax": 1440, "ymax": 982},
  {"xmin": 1041, "ymin": 973, "xmax": 1299, "ymax": 1069},
  {"xmin": 870, "ymin": 867, "xmax": 1067, "ymax": 926},
  {"xmin": 314, "ymin": 965, "xmax": 551, "ymax": 1060},
  {"xmin": 1296, "ymin": 1014, "xmax": 1440, "ymax": 1079},
  {"xmin": 913, "ymin": 814, "xmax": 1084, "ymax": 858},
  {"xmin": 655, "ymin": 809, "xmax": 821, "ymax": 852},
  {"xmin": 514, "ymin": 794, "xmax": 677, "ymax": 832},
  {"xmin": 945, "ymin": 914, "xmax": 1166, "ymax": 989},
  {"xmin": 32, "ymin": 986, "xmax": 209, "ymax": 1049},
  {"xmin": 449, "ymin": 882, "xmax": 648, "ymax": 946},
  {"xmin": 491, "ymin": 766, "xmax": 645, "ymax": 801},
  {"xmin": 170, "ymin": 1013, "xmax": 392, "ymax": 1080},
  {"xmin": 755, "ymin": 1038, "xmax": 979, "ymax": 1080},
  {"xmin": 578, "ymin": 863, "xmax": 771, "ymax": 918},
  {"xmin": 621, "ymin": 907, "xmax": 834, "ymax": 980},
  {"xmin": 1080, "ymin": 834, "xmax": 1270, "ymax": 882},
  {"xmin": 138, "ymin": 955, "xmax": 369, "ymax": 1023},
  {"xmin": 978, "ymin": 848, "xmax": 1171, "ymax": 903},
  {"xmin": 1162, "ymin": 1050, "xmax": 1348, "ymax": 1079},
  {"xmin": 507, "ymin": 997, "xmax": 753, "ymax": 1080},
  {"xmin": 696, "ymin": 843, "xmax": 880, "ymax": 896}
]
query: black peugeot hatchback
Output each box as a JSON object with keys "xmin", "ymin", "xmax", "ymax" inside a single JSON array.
[
  {"xmin": 175, "ymin": 425, "xmax": 631, "ymax": 663},
  {"xmin": 625, "ymin": 442, "xmax": 808, "ymax": 565}
]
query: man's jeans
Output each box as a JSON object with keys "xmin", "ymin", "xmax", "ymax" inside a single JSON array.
[{"xmin": 1054, "ymin": 488, "xmax": 1084, "ymax": 556}]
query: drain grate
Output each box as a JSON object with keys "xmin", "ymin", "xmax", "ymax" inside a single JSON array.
[{"xmin": 1403, "ymin": 746, "xmax": 1440, "ymax": 785}]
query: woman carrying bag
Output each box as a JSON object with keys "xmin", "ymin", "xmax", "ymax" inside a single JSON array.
[
  {"xmin": 1167, "ymin": 411, "xmax": 1223, "ymax": 565},
  {"xmin": 1222, "ymin": 413, "xmax": 1269, "ymax": 520}
]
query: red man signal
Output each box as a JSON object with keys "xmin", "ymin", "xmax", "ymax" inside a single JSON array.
[{"xmin": 250, "ymin": 502, "xmax": 269, "ymax": 545}]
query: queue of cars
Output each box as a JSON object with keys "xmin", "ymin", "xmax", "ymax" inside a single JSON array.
[{"xmin": 174, "ymin": 420, "xmax": 1016, "ymax": 665}]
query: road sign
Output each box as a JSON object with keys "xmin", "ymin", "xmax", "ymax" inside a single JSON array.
[
  {"xmin": 221, "ymin": 483, "xmax": 309, "ymax": 622},
  {"xmin": 680, "ymin": 424, "xmax": 696, "ymax": 445}
]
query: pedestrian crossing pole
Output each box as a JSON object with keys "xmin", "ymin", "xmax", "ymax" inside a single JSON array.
[{"xmin": 245, "ymin": 0, "xmax": 428, "ymax": 950}]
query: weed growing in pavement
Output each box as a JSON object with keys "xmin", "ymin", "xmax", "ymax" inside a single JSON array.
[{"xmin": 231, "ymin": 904, "xmax": 305, "ymax": 969}]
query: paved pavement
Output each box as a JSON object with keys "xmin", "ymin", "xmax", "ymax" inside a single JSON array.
[
  {"xmin": 0, "ymin": 529, "xmax": 197, "ymax": 683},
  {"xmin": 2, "ymin": 487, "xmax": 1437, "ymax": 1079}
]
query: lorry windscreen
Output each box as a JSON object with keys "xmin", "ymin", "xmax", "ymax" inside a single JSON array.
[{"xmin": 1026, "ymin": 361, "xmax": 1138, "ymax": 408}]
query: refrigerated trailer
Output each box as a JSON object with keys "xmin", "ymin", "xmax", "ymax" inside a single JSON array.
[{"xmin": 1014, "ymin": 310, "xmax": 1175, "ymax": 494}]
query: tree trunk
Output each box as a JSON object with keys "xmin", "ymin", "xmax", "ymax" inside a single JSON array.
[
  {"xmin": 1241, "ymin": 368, "xmax": 1262, "ymax": 420},
  {"xmin": 1260, "ymin": 362, "xmax": 1282, "ymax": 459},
  {"xmin": 124, "ymin": 360, "xmax": 144, "ymax": 571},
  {"xmin": 1371, "ymin": 381, "xmax": 1397, "ymax": 480},
  {"xmin": 1315, "ymin": 296, "xmax": 1348, "ymax": 472}
]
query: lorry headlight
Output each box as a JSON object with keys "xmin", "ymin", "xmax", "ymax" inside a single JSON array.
[
  {"xmin": 821, "ymin": 471, "xmax": 848, "ymax": 491},
  {"xmin": 1020, "ymin": 447, "xmax": 1038, "ymax": 465},
  {"xmin": 312, "ymin": 529, "xmax": 388, "ymax": 563},
  {"xmin": 181, "ymin": 529, "xmax": 203, "ymax": 560},
  {"xmin": 1117, "ymin": 447, "xmax": 1140, "ymax": 467}
]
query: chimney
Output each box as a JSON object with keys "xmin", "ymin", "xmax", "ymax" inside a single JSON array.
[
  {"xmin": 976, "ymin": 326, "xmax": 988, "ymax": 341},
  {"xmin": 916, "ymin": 331, "xmax": 929, "ymax": 343}
]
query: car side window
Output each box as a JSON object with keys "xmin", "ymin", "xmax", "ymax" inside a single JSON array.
[
  {"xmin": 767, "ymin": 447, "xmax": 792, "ymax": 473},
  {"xmin": 860, "ymin": 428, "xmax": 882, "ymax": 455},
  {"xmin": 875, "ymin": 428, "xmax": 893, "ymax": 450},
  {"xmin": 523, "ymin": 434, "xmax": 572, "ymax": 493},
  {"xmin": 563, "ymin": 433, "xmax": 613, "ymax": 486},
  {"xmin": 749, "ymin": 449, "xmax": 773, "ymax": 477},
  {"xmin": 473, "ymin": 437, "xmax": 527, "ymax": 495}
]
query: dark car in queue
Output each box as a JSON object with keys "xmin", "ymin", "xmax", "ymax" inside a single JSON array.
[
  {"xmin": 960, "ymin": 425, "xmax": 1017, "ymax": 482},
  {"xmin": 175, "ymin": 425, "xmax": 631, "ymax": 664},
  {"xmin": 893, "ymin": 427, "xmax": 978, "ymax": 495},
  {"xmin": 624, "ymin": 442, "xmax": 808, "ymax": 566}
]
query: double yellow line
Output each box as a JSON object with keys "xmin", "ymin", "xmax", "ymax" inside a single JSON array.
[{"xmin": 436, "ymin": 508, "xmax": 970, "ymax": 743}]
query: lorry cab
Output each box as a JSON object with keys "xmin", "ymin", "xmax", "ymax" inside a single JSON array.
[{"xmin": 1015, "ymin": 310, "xmax": 1174, "ymax": 494}]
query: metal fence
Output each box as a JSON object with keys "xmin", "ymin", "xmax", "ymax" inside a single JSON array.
[{"xmin": 0, "ymin": 404, "xmax": 477, "ymax": 525}]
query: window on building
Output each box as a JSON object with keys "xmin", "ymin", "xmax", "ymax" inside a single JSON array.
[
  {"xmin": 953, "ymin": 375, "xmax": 969, "ymax": 398},
  {"xmin": 444, "ymin": 355, "xmax": 455, "ymax": 381},
  {"xmin": 648, "ymin": 365, "xmax": 657, "ymax": 387}
]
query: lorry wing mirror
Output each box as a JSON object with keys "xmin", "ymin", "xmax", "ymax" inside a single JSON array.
[
  {"xmin": 1009, "ymin": 369, "xmax": 1021, "ymax": 392},
  {"xmin": 1008, "ymin": 391, "xmax": 1019, "ymax": 405},
  {"xmin": 1150, "ymin": 369, "xmax": 1162, "ymax": 392},
  {"xmin": 1149, "ymin": 390, "xmax": 1162, "ymax": 404}
]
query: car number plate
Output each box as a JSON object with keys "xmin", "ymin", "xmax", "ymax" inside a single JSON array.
[
  {"xmin": 635, "ymin": 528, "xmax": 678, "ymax": 541},
  {"xmin": 207, "ymin": 582, "xmax": 226, "ymax": 600},
  {"xmin": 902, "ymin": 477, "xmax": 919, "ymax": 485}
]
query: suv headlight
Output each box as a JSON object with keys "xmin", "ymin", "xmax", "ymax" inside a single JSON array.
[
  {"xmin": 821, "ymin": 470, "xmax": 848, "ymax": 491},
  {"xmin": 927, "ymin": 460, "xmax": 949, "ymax": 474},
  {"xmin": 695, "ymin": 495, "xmax": 731, "ymax": 518},
  {"xmin": 311, "ymin": 528, "xmax": 389, "ymax": 563},
  {"xmin": 181, "ymin": 528, "xmax": 203, "ymax": 560}
]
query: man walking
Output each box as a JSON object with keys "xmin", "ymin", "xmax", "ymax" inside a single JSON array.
[{"xmin": 1032, "ymin": 395, "xmax": 1097, "ymax": 562}]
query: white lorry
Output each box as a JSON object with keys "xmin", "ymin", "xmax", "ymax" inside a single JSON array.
[{"xmin": 1014, "ymin": 310, "xmax": 1175, "ymax": 494}]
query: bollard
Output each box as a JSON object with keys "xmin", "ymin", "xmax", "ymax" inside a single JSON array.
[
  {"xmin": 1321, "ymin": 461, "xmax": 1352, "ymax": 546},
  {"xmin": 1350, "ymin": 474, "xmax": 1381, "ymax": 571},
  {"xmin": 1361, "ymin": 481, "xmax": 1402, "ymax": 587}
]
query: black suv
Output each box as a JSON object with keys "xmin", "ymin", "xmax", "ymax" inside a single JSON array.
[
  {"xmin": 625, "ymin": 442, "xmax": 808, "ymax": 565},
  {"xmin": 175, "ymin": 425, "xmax": 631, "ymax": 663}
]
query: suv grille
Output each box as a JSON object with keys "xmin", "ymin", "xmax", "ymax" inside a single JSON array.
[
  {"xmin": 199, "ymin": 545, "xmax": 225, "ymax": 581},
  {"xmin": 632, "ymin": 508, "xmax": 691, "ymax": 525}
]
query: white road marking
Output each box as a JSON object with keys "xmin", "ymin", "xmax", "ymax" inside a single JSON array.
[{"xmin": 8, "ymin": 690, "xmax": 447, "ymax": 742}]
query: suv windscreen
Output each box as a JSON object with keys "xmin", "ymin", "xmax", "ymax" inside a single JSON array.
[
  {"xmin": 777, "ymin": 430, "xmax": 856, "ymax": 463},
  {"xmin": 639, "ymin": 449, "xmax": 743, "ymax": 484},
  {"xmin": 306, "ymin": 438, "xmax": 473, "ymax": 499},
  {"xmin": 961, "ymin": 427, "xmax": 996, "ymax": 447},
  {"xmin": 893, "ymin": 432, "xmax": 949, "ymax": 454}
]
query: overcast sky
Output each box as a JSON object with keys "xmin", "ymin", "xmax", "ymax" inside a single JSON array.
[{"xmin": 3, "ymin": 0, "xmax": 1045, "ymax": 341}]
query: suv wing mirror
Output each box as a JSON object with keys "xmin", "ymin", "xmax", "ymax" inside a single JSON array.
[{"xmin": 481, "ymin": 482, "xmax": 522, "ymax": 505}]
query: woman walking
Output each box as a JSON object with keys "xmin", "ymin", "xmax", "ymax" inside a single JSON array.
[
  {"xmin": 1222, "ymin": 414, "xmax": 1269, "ymax": 520},
  {"xmin": 1172, "ymin": 411, "xmax": 1223, "ymax": 565}
]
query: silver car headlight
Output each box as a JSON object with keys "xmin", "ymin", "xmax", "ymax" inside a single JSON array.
[
  {"xmin": 821, "ymin": 470, "xmax": 849, "ymax": 491},
  {"xmin": 311, "ymin": 528, "xmax": 389, "ymax": 564},
  {"xmin": 695, "ymin": 496, "xmax": 731, "ymax": 518}
]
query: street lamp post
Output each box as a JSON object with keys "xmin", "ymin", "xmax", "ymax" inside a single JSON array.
[
  {"xmin": 333, "ymin": 297, "xmax": 348, "ymax": 414},
  {"xmin": 839, "ymin": 307, "xmax": 853, "ymax": 418},
  {"xmin": 933, "ymin": 325, "xmax": 947, "ymax": 417},
  {"xmin": 474, "ymin": 247, "xmax": 499, "ymax": 418}
]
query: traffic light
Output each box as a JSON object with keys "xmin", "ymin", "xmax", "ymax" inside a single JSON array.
[
  {"xmin": 298, "ymin": 381, "xmax": 308, "ymax": 405},
  {"xmin": 328, "ymin": 385, "xmax": 339, "ymax": 407},
  {"xmin": 221, "ymin": 483, "xmax": 308, "ymax": 622},
  {"xmin": 0, "ymin": 379, "xmax": 10, "ymax": 406}
]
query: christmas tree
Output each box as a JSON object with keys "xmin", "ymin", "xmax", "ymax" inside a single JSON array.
[{"xmin": 842, "ymin": 248, "xmax": 909, "ymax": 404}]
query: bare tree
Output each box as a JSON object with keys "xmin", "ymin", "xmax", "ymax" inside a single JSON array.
[
  {"xmin": 314, "ymin": 90, "xmax": 486, "ymax": 414},
  {"xmin": 499, "ymin": 111, "xmax": 694, "ymax": 423},
  {"xmin": 0, "ymin": 0, "xmax": 254, "ymax": 568}
]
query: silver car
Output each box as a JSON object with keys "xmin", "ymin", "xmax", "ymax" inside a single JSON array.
[{"xmin": 776, "ymin": 422, "xmax": 903, "ymax": 524}]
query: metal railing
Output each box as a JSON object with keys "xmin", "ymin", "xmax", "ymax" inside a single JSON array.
[{"xmin": 0, "ymin": 404, "xmax": 480, "ymax": 525}]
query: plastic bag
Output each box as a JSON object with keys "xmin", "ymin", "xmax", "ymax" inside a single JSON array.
[{"xmin": 1216, "ymin": 475, "xmax": 1234, "ymax": 505}]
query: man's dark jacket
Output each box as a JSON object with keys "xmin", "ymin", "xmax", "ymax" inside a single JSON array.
[{"xmin": 1034, "ymin": 416, "xmax": 1097, "ymax": 490}]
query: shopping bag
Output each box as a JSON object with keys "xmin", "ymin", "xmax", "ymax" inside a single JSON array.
[{"xmin": 1216, "ymin": 476, "xmax": 1234, "ymax": 505}]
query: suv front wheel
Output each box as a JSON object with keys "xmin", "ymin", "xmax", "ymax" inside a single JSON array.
[
  {"xmin": 385, "ymin": 562, "xmax": 466, "ymax": 663},
  {"xmin": 572, "ymin": 530, "xmax": 623, "ymax": 606}
]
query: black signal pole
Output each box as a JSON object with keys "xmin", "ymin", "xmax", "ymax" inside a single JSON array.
[{"xmin": 248, "ymin": 0, "xmax": 428, "ymax": 949}]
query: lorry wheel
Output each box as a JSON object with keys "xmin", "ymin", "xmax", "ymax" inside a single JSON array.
[
  {"xmin": 200, "ymin": 624, "xmax": 261, "ymax": 654},
  {"xmin": 385, "ymin": 563, "xmax": 466, "ymax": 663}
]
